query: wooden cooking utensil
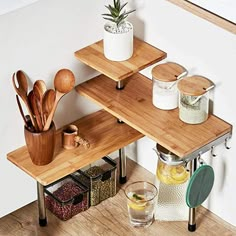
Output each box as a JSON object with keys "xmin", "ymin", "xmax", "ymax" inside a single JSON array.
[
  {"xmin": 33, "ymin": 80, "xmax": 47, "ymax": 125},
  {"xmin": 42, "ymin": 89, "xmax": 56, "ymax": 125},
  {"xmin": 16, "ymin": 95, "xmax": 34, "ymax": 132},
  {"xmin": 12, "ymin": 71, "xmax": 37, "ymax": 129},
  {"xmin": 28, "ymin": 90, "xmax": 43, "ymax": 131},
  {"xmin": 25, "ymin": 115, "xmax": 33, "ymax": 130},
  {"xmin": 43, "ymin": 69, "xmax": 75, "ymax": 131}
]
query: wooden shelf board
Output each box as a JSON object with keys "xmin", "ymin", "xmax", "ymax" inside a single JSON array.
[
  {"xmin": 74, "ymin": 37, "xmax": 167, "ymax": 81},
  {"xmin": 7, "ymin": 110, "xmax": 143, "ymax": 186},
  {"xmin": 76, "ymin": 73, "xmax": 232, "ymax": 158}
]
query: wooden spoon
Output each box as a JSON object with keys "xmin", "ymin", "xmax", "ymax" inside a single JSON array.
[
  {"xmin": 28, "ymin": 90, "xmax": 43, "ymax": 131},
  {"xmin": 42, "ymin": 89, "xmax": 56, "ymax": 125},
  {"xmin": 12, "ymin": 71, "xmax": 37, "ymax": 129},
  {"xmin": 33, "ymin": 80, "xmax": 47, "ymax": 125},
  {"xmin": 43, "ymin": 69, "xmax": 75, "ymax": 131}
]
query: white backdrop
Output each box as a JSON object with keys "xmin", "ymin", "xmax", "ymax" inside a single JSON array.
[
  {"xmin": 0, "ymin": 0, "xmax": 39, "ymax": 16},
  {"xmin": 0, "ymin": 0, "xmax": 235, "ymax": 228}
]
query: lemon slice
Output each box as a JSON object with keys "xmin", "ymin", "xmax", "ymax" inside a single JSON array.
[
  {"xmin": 157, "ymin": 169, "xmax": 173, "ymax": 185},
  {"xmin": 128, "ymin": 201, "xmax": 147, "ymax": 210},
  {"xmin": 157, "ymin": 165, "xmax": 189, "ymax": 185},
  {"xmin": 127, "ymin": 193, "xmax": 147, "ymax": 210},
  {"xmin": 170, "ymin": 166, "xmax": 189, "ymax": 183}
]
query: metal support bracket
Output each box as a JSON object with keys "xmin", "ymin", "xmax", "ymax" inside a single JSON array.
[
  {"xmin": 116, "ymin": 80, "xmax": 125, "ymax": 90},
  {"xmin": 182, "ymin": 132, "xmax": 232, "ymax": 163},
  {"xmin": 119, "ymin": 147, "xmax": 127, "ymax": 184},
  {"xmin": 188, "ymin": 158, "xmax": 197, "ymax": 232},
  {"xmin": 185, "ymin": 131, "xmax": 232, "ymax": 232},
  {"xmin": 37, "ymin": 182, "xmax": 47, "ymax": 226}
]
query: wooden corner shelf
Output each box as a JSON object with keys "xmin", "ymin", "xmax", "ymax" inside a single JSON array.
[
  {"xmin": 75, "ymin": 73, "xmax": 232, "ymax": 158},
  {"xmin": 7, "ymin": 110, "xmax": 143, "ymax": 186},
  {"xmin": 74, "ymin": 37, "xmax": 167, "ymax": 81},
  {"xmin": 7, "ymin": 37, "xmax": 232, "ymax": 228}
]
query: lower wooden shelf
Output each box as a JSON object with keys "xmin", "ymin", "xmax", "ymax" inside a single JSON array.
[
  {"xmin": 7, "ymin": 110, "xmax": 143, "ymax": 186},
  {"xmin": 76, "ymin": 73, "xmax": 232, "ymax": 158}
]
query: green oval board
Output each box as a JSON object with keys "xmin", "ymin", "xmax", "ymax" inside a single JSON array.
[{"xmin": 186, "ymin": 165, "xmax": 214, "ymax": 208}]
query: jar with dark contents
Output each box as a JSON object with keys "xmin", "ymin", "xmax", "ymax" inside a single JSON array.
[
  {"xmin": 72, "ymin": 156, "xmax": 117, "ymax": 206},
  {"xmin": 44, "ymin": 175, "xmax": 89, "ymax": 221}
]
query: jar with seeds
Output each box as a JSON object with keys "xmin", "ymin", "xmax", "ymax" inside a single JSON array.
[
  {"xmin": 72, "ymin": 156, "xmax": 117, "ymax": 206},
  {"xmin": 177, "ymin": 76, "xmax": 214, "ymax": 124}
]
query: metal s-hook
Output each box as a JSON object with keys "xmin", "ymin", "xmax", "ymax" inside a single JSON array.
[
  {"xmin": 197, "ymin": 154, "xmax": 205, "ymax": 165},
  {"xmin": 211, "ymin": 146, "xmax": 217, "ymax": 157},
  {"xmin": 225, "ymin": 137, "xmax": 231, "ymax": 149}
]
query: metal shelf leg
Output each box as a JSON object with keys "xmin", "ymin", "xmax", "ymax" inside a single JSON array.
[
  {"xmin": 119, "ymin": 148, "xmax": 127, "ymax": 184},
  {"xmin": 37, "ymin": 182, "xmax": 47, "ymax": 226},
  {"xmin": 188, "ymin": 158, "xmax": 197, "ymax": 232}
]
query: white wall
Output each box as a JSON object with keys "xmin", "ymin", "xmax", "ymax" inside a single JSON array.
[
  {"xmin": 0, "ymin": 0, "xmax": 235, "ymax": 228},
  {"xmin": 129, "ymin": 0, "xmax": 236, "ymax": 227},
  {"xmin": 0, "ymin": 0, "xmax": 102, "ymax": 217}
]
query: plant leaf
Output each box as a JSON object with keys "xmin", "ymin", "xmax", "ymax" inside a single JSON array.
[
  {"xmin": 120, "ymin": 2, "xmax": 128, "ymax": 12},
  {"xmin": 102, "ymin": 13, "xmax": 114, "ymax": 17}
]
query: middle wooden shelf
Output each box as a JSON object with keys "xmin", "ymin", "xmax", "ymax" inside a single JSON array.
[{"xmin": 75, "ymin": 73, "xmax": 232, "ymax": 158}]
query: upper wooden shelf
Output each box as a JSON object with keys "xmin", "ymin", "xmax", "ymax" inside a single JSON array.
[
  {"xmin": 76, "ymin": 73, "xmax": 232, "ymax": 158},
  {"xmin": 74, "ymin": 37, "xmax": 167, "ymax": 81},
  {"xmin": 7, "ymin": 110, "xmax": 143, "ymax": 186}
]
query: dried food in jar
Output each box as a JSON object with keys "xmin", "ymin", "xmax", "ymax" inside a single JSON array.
[
  {"xmin": 76, "ymin": 165, "xmax": 116, "ymax": 206},
  {"xmin": 45, "ymin": 181, "xmax": 88, "ymax": 221}
]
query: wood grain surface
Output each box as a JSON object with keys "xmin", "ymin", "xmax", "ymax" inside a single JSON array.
[
  {"xmin": 76, "ymin": 73, "xmax": 232, "ymax": 158},
  {"xmin": 7, "ymin": 110, "xmax": 143, "ymax": 186},
  {"xmin": 0, "ymin": 158, "xmax": 235, "ymax": 236},
  {"xmin": 74, "ymin": 37, "xmax": 167, "ymax": 81}
]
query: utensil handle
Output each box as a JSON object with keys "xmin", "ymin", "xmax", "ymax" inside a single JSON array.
[
  {"xmin": 43, "ymin": 102, "xmax": 57, "ymax": 131},
  {"xmin": 167, "ymin": 70, "xmax": 188, "ymax": 90},
  {"xmin": 43, "ymin": 93, "xmax": 63, "ymax": 131},
  {"xmin": 16, "ymin": 95, "xmax": 35, "ymax": 132},
  {"xmin": 16, "ymin": 95, "xmax": 28, "ymax": 125}
]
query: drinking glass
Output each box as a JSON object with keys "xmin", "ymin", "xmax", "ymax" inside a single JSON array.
[{"xmin": 124, "ymin": 181, "xmax": 158, "ymax": 227}]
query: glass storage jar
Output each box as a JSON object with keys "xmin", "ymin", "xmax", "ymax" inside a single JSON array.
[
  {"xmin": 72, "ymin": 156, "xmax": 117, "ymax": 206},
  {"xmin": 152, "ymin": 62, "xmax": 187, "ymax": 110},
  {"xmin": 44, "ymin": 175, "xmax": 89, "ymax": 221},
  {"xmin": 177, "ymin": 76, "xmax": 214, "ymax": 124}
]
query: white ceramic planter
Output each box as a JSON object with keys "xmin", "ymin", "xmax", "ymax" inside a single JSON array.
[{"xmin": 103, "ymin": 21, "xmax": 133, "ymax": 61}]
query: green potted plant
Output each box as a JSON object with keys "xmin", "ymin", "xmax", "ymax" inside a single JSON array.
[{"xmin": 102, "ymin": 0, "xmax": 135, "ymax": 61}]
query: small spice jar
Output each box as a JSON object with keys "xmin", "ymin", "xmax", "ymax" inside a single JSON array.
[
  {"xmin": 152, "ymin": 62, "xmax": 187, "ymax": 110},
  {"xmin": 177, "ymin": 76, "xmax": 214, "ymax": 124}
]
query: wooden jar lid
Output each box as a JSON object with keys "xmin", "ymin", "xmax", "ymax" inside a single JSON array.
[
  {"xmin": 177, "ymin": 76, "xmax": 213, "ymax": 96},
  {"xmin": 152, "ymin": 62, "xmax": 186, "ymax": 82}
]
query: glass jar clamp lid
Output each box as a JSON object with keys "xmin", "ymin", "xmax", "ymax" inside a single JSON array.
[
  {"xmin": 152, "ymin": 62, "xmax": 187, "ymax": 110},
  {"xmin": 177, "ymin": 76, "xmax": 214, "ymax": 124}
]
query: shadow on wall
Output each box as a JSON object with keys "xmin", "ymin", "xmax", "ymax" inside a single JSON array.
[
  {"xmin": 129, "ymin": 0, "xmax": 145, "ymax": 40},
  {"xmin": 203, "ymin": 143, "xmax": 228, "ymax": 211}
]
